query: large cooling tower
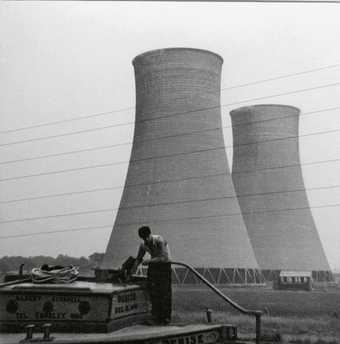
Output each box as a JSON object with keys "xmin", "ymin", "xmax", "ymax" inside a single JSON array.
[
  {"xmin": 230, "ymin": 104, "xmax": 332, "ymax": 281},
  {"xmin": 102, "ymin": 48, "xmax": 262, "ymax": 284}
]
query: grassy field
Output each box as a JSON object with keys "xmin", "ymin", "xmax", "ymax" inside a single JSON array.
[{"xmin": 172, "ymin": 286, "xmax": 340, "ymax": 343}]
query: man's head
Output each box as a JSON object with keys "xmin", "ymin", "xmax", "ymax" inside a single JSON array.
[{"xmin": 138, "ymin": 226, "xmax": 151, "ymax": 242}]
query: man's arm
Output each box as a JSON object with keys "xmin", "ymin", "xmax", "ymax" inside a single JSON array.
[{"xmin": 130, "ymin": 244, "xmax": 146, "ymax": 275}]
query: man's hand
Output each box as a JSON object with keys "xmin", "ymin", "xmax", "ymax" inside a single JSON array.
[{"xmin": 142, "ymin": 259, "xmax": 151, "ymax": 266}]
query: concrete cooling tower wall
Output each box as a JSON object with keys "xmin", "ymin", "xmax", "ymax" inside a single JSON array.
[
  {"xmin": 102, "ymin": 48, "xmax": 262, "ymax": 284},
  {"xmin": 230, "ymin": 104, "xmax": 332, "ymax": 282}
]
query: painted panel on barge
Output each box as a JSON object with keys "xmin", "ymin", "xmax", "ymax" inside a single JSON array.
[
  {"xmin": 0, "ymin": 281, "xmax": 151, "ymax": 332},
  {"xmin": 110, "ymin": 289, "xmax": 150, "ymax": 319},
  {"xmin": 0, "ymin": 293, "xmax": 108, "ymax": 322}
]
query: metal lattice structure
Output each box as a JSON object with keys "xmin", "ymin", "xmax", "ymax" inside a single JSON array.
[
  {"xmin": 101, "ymin": 48, "xmax": 262, "ymax": 284},
  {"xmin": 230, "ymin": 104, "xmax": 332, "ymax": 281},
  {"xmin": 136, "ymin": 267, "xmax": 263, "ymax": 285}
]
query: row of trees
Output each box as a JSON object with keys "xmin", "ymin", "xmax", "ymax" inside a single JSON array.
[{"xmin": 0, "ymin": 253, "xmax": 105, "ymax": 275}]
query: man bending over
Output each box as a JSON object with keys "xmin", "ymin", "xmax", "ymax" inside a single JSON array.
[{"xmin": 131, "ymin": 226, "xmax": 172, "ymax": 325}]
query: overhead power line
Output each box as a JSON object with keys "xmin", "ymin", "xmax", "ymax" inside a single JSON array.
[
  {"xmin": 1, "ymin": 81, "xmax": 340, "ymax": 148},
  {"xmin": 106, "ymin": 202, "xmax": 340, "ymax": 229},
  {"xmin": 0, "ymin": 225, "xmax": 113, "ymax": 240},
  {"xmin": 0, "ymin": 209, "xmax": 114, "ymax": 224},
  {"xmin": 0, "ymin": 172, "xmax": 227, "ymax": 204},
  {"xmin": 2, "ymin": 200, "xmax": 340, "ymax": 240},
  {"xmin": 221, "ymin": 62, "xmax": 340, "ymax": 90},
  {"xmin": 0, "ymin": 160, "xmax": 129, "ymax": 182},
  {"xmin": 0, "ymin": 107, "xmax": 135, "ymax": 135},
  {"xmin": 3, "ymin": 178, "xmax": 340, "ymax": 224},
  {"xmin": 3, "ymin": 154, "xmax": 340, "ymax": 204},
  {"xmin": 0, "ymin": 142, "xmax": 133, "ymax": 165},
  {"xmin": 222, "ymin": 80, "xmax": 340, "ymax": 107},
  {"xmin": 0, "ymin": 124, "xmax": 134, "ymax": 148},
  {"xmin": 232, "ymin": 156, "xmax": 340, "ymax": 175},
  {"xmin": 2, "ymin": 121, "xmax": 340, "ymax": 183},
  {"xmin": 0, "ymin": 186, "xmax": 125, "ymax": 204},
  {"xmin": 2, "ymin": 61, "xmax": 340, "ymax": 135},
  {"xmin": 1, "ymin": 105, "xmax": 339, "ymax": 166}
]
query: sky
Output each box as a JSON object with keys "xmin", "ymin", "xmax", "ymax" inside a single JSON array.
[{"xmin": 1, "ymin": 1, "xmax": 340, "ymax": 271}]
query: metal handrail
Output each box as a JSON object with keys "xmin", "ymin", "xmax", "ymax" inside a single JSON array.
[
  {"xmin": 171, "ymin": 261, "xmax": 263, "ymax": 344},
  {"xmin": 0, "ymin": 278, "xmax": 31, "ymax": 288}
]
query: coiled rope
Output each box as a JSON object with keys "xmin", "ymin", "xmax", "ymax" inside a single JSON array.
[{"xmin": 31, "ymin": 266, "xmax": 79, "ymax": 284}]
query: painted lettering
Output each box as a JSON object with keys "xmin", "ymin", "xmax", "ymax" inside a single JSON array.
[
  {"xmin": 114, "ymin": 306, "xmax": 125, "ymax": 314},
  {"xmin": 162, "ymin": 334, "xmax": 204, "ymax": 344},
  {"xmin": 35, "ymin": 312, "xmax": 66, "ymax": 319},
  {"xmin": 16, "ymin": 295, "xmax": 41, "ymax": 302},
  {"xmin": 70, "ymin": 313, "xmax": 83, "ymax": 319},
  {"xmin": 125, "ymin": 303, "xmax": 137, "ymax": 312},
  {"xmin": 52, "ymin": 296, "xmax": 80, "ymax": 303},
  {"xmin": 117, "ymin": 292, "xmax": 136, "ymax": 303},
  {"xmin": 114, "ymin": 303, "xmax": 138, "ymax": 314},
  {"xmin": 16, "ymin": 312, "xmax": 28, "ymax": 320}
]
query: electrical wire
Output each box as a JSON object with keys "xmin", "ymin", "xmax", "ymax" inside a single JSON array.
[
  {"xmin": 0, "ymin": 225, "xmax": 113, "ymax": 239},
  {"xmin": 2, "ymin": 68, "xmax": 340, "ymax": 240},
  {"xmin": 221, "ymin": 62, "xmax": 340, "ymax": 91},
  {"xmin": 0, "ymin": 209, "xmax": 114, "ymax": 224},
  {"xmin": 0, "ymin": 186, "xmax": 124, "ymax": 204},
  {"xmin": 0, "ymin": 124, "xmax": 134, "ymax": 148},
  {"xmin": 2, "ymin": 61, "xmax": 340, "ymax": 135},
  {"xmin": 0, "ymin": 143, "xmax": 133, "ymax": 165},
  {"xmin": 1, "ymin": 104, "xmax": 339, "ymax": 166},
  {"xmin": 0, "ymin": 172, "xmax": 228, "ymax": 204},
  {"xmin": 2, "ymin": 121, "xmax": 340, "ymax": 183},
  {"xmin": 233, "ymin": 156, "xmax": 340, "ymax": 175},
  {"xmin": 0, "ymin": 160, "xmax": 129, "ymax": 182},
  {"xmin": 3, "ymin": 153, "xmax": 340, "ymax": 204},
  {"xmin": 81, "ymin": 202, "xmax": 340, "ymax": 229},
  {"xmin": 222, "ymin": 81, "xmax": 340, "ymax": 108},
  {"xmin": 2, "ymin": 200, "xmax": 340, "ymax": 240},
  {"xmin": 1, "ymin": 105, "xmax": 340, "ymax": 166},
  {"xmin": 0, "ymin": 107, "xmax": 134, "ymax": 135},
  {"xmin": 3, "ymin": 179, "xmax": 340, "ymax": 224},
  {"xmin": 1, "ymin": 81, "xmax": 340, "ymax": 148}
]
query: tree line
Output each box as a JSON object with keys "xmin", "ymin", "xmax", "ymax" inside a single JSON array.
[{"xmin": 0, "ymin": 252, "xmax": 105, "ymax": 276}]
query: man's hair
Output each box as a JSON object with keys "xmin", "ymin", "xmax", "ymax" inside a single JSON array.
[{"xmin": 138, "ymin": 226, "xmax": 151, "ymax": 239}]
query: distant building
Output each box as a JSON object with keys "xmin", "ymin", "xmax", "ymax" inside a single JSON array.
[{"xmin": 275, "ymin": 271, "xmax": 313, "ymax": 291}]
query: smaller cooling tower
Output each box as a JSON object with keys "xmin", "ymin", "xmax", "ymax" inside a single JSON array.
[
  {"xmin": 102, "ymin": 48, "xmax": 262, "ymax": 284},
  {"xmin": 230, "ymin": 104, "xmax": 332, "ymax": 281}
]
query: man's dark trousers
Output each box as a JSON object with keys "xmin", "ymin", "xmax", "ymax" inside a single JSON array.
[{"xmin": 147, "ymin": 262, "xmax": 172, "ymax": 322}]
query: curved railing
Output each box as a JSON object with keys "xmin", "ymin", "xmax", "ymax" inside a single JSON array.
[{"xmin": 171, "ymin": 261, "xmax": 263, "ymax": 344}]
